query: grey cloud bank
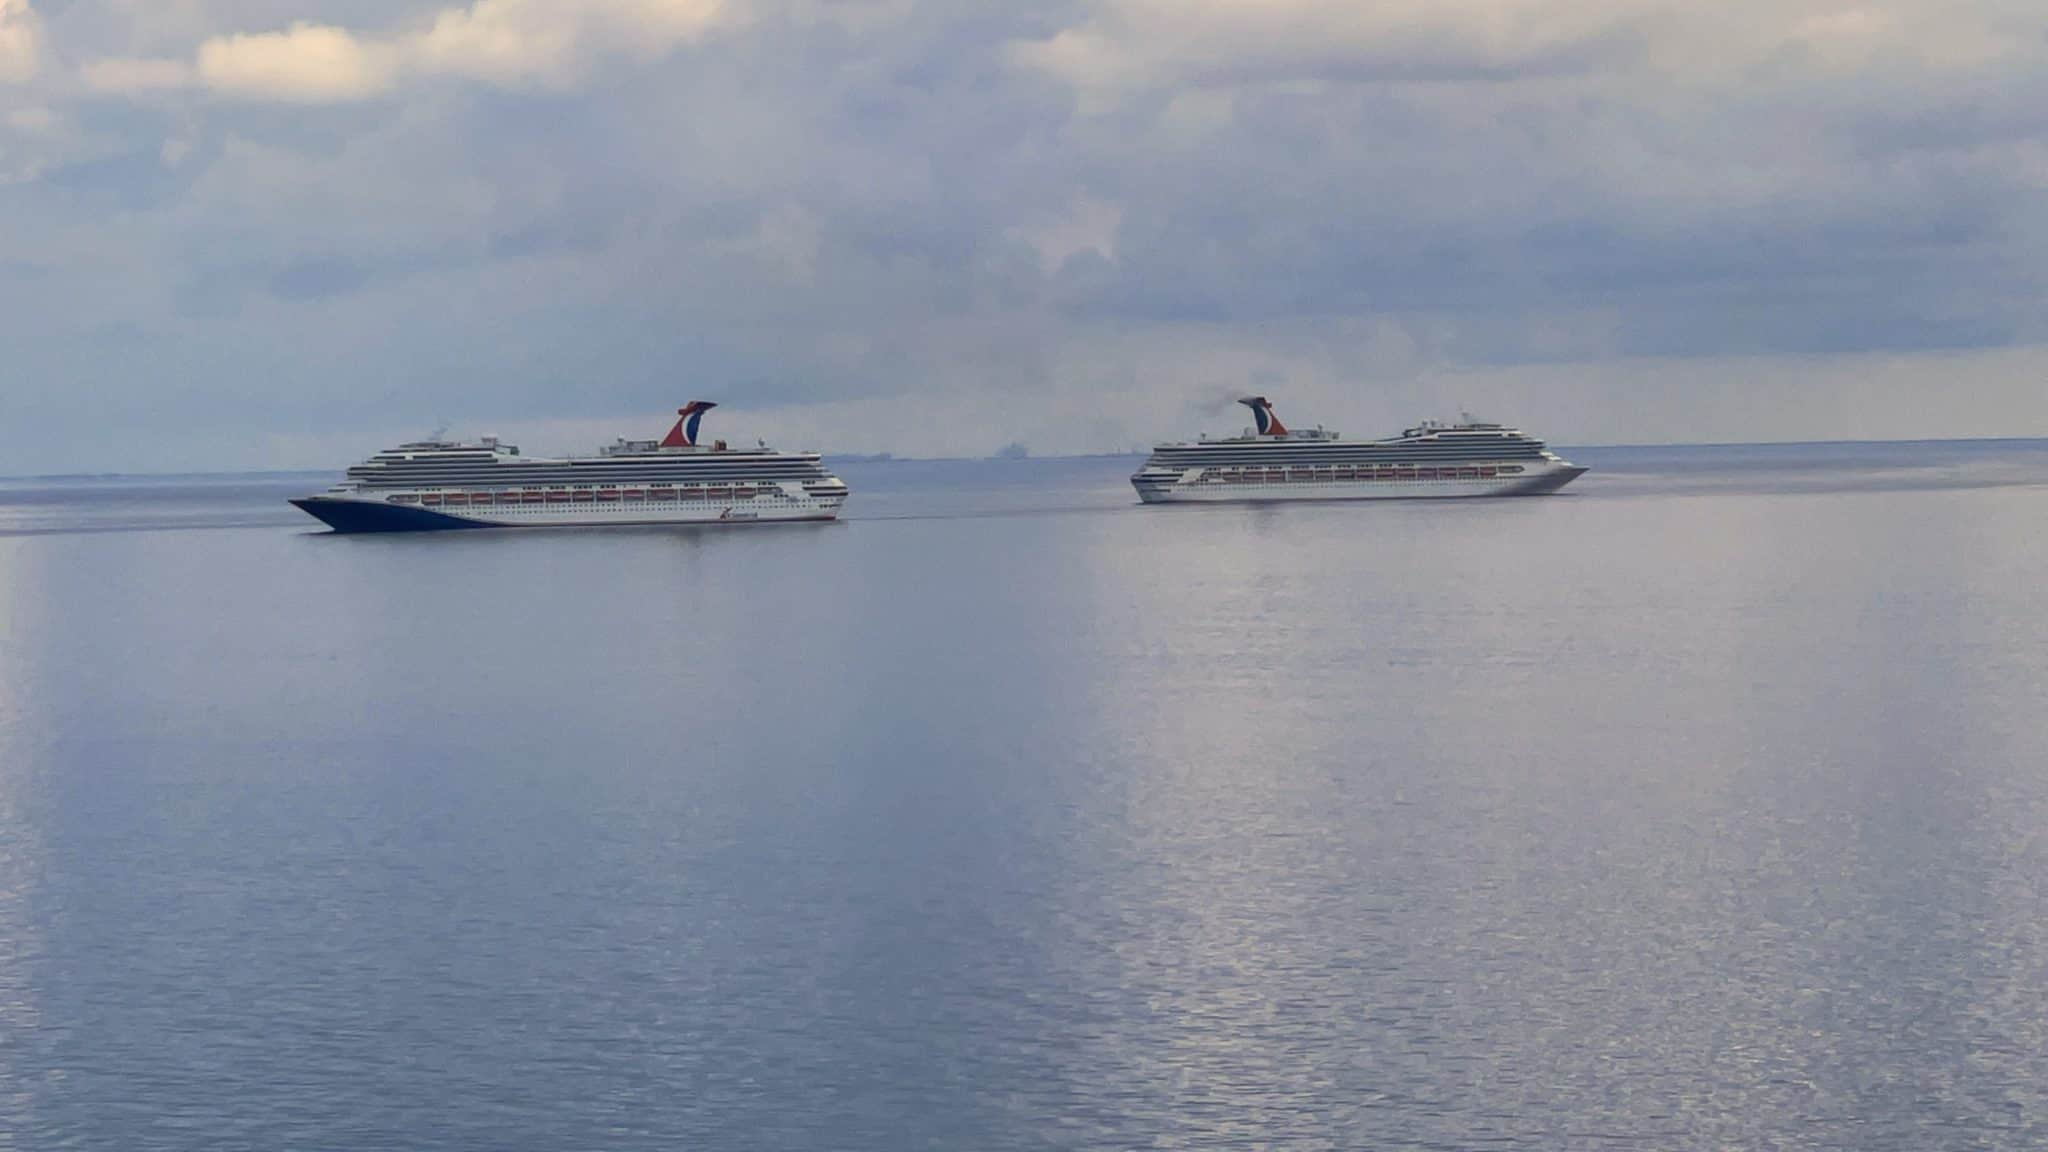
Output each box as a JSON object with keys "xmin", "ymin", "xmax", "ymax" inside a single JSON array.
[{"xmin": 4, "ymin": 0, "xmax": 2048, "ymax": 473}]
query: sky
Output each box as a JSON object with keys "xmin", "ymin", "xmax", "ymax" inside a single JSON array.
[{"xmin": 3, "ymin": 0, "xmax": 2048, "ymax": 471}]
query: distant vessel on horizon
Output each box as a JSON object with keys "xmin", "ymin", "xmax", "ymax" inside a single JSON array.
[
  {"xmin": 1132, "ymin": 398, "xmax": 1586, "ymax": 504},
  {"xmin": 291, "ymin": 403, "xmax": 849, "ymax": 532}
]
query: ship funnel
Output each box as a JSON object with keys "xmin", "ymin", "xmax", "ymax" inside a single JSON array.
[
  {"xmin": 660, "ymin": 401, "xmax": 718, "ymax": 448},
  {"xmin": 1238, "ymin": 396, "xmax": 1288, "ymax": 436}
]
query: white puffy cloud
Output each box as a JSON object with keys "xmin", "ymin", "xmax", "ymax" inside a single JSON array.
[
  {"xmin": 0, "ymin": 0, "xmax": 42, "ymax": 84},
  {"xmin": 197, "ymin": 23, "xmax": 399, "ymax": 102},
  {"xmin": 84, "ymin": 0, "xmax": 731, "ymax": 102},
  {"xmin": 409, "ymin": 0, "xmax": 727, "ymax": 86}
]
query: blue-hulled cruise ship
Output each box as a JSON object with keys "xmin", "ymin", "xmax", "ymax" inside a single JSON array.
[{"xmin": 292, "ymin": 403, "xmax": 849, "ymax": 532}]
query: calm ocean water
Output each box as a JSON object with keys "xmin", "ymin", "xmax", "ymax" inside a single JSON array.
[{"xmin": 2, "ymin": 442, "xmax": 2047, "ymax": 1149}]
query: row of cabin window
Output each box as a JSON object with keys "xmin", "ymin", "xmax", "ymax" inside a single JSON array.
[
  {"xmin": 394, "ymin": 488, "xmax": 782, "ymax": 505},
  {"xmin": 1197, "ymin": 465, "xmax": 1525, "ymax": 482}
]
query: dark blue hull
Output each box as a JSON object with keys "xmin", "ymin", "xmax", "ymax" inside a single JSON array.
[{"xmin": 291, "ymin": 497, "xmax": 488, "ymax": 533}]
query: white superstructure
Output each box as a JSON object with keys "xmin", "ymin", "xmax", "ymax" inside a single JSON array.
[
  {"xmin": 1132, "ymin": 398, "xmax": 1586, "ymax": 504},
  {"xmin": 292, "ymin": 403, "xmax": 849, "ymax": 532}
]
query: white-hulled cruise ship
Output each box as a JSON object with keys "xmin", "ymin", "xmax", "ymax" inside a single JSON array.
[
  {"xmin": 292, "ymin": 403, "xmax": 849, "ymax": 532},
  {"xmin": 1132, "ymin": 398, "xmax": 1586, "ymax": 504}
]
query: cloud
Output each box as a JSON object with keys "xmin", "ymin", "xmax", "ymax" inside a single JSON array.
[
  {"xmin": 410, "ymin": 0, "xmax": 728, "ymax": 87},
  {"xmin": 1012, "ymin": 0, "xmax": 1641, "ymax": 94},
  {"xmin": 1013, "ymin": 0, "xmax": 2046, "ymax": 98},
  {"xmin": 1001, "ymin": 1, "xmax": 2048, "ymax": 339},
  {"xmin": 10, "ymin": 0, "xmax": 2048, "ymax": 471},
  {"xmin": 0, "ymin": 0, "xmax": 41, "ymax": 84},
  {"xmin": 80, "ymin": 56, "xmax": 196, "ymax": 94},
  {"xmin": 86, "ymin": 0, "xmax": 731, "ymax": 103},
  {"xmin": 197, "ymin": 23, "xmax": 400, "ymax": 103},
  {"xmin": 1015, "ymin": 194, "xmax": 1122, "ymax": 274}
]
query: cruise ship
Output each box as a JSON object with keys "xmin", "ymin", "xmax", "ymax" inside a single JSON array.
[
  {"xmin": 1132, "ymin": 398, "xmax": 1586, "ymax": 503},
  {"xmin": 291, "ymin": 403, "xmax": 849, "ymax": 532}
]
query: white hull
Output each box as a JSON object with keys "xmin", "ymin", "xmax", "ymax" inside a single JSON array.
[
  {"xmin": 1134, "ymin": 462, "xmax": 1585, "ymax": 503},
  {"xmin": 430, "ymin": 503, "xmax": 841, "ymax": 527}
]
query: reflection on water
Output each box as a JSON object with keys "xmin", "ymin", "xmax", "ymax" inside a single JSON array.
[
  {"xmin": 0, "ymin": 444, "xmax": 2045, "ymax": 1148},
  {"xmin": 0, "ymin": 538, "xmax": 50, "ymax": 1147}
]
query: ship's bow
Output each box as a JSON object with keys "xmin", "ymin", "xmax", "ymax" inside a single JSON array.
[{"xmin": 292, "ymin": 496, "xmax": 485, "ymax": 533}]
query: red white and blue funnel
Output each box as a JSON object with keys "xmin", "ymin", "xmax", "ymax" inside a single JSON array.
[
  {"xmin": 660, "ymin": 401, "xmax": 718, "ymax": 448},
  {"xmin": 1240, "ymin": 396, "xmax": 1288, "ymax": 436}
]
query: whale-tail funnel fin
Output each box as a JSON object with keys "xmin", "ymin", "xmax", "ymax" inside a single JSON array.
[
  {"xmin": 660, "ymin": 401, "xmax": 718, "ymax": 448},
  {"xmin": 1239, "ymin": 396, "xmax": 1288, "ymax": 436}
]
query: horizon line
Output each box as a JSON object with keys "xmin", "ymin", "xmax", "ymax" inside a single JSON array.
[{"xmin": 4, "ymin": 434, "xmax": 2048, "ymax": 484}]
